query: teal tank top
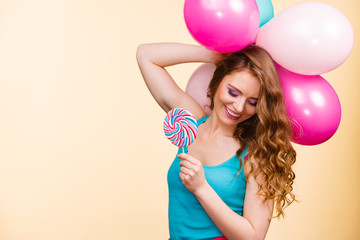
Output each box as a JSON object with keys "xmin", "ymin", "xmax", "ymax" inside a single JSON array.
[{"xmin": 167, "ymin": 115, "xmax": 248, "ymax": 240}]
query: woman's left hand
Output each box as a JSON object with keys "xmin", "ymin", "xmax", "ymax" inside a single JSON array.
[{"xmin": 178, "ymin": 153, "xmax": 208, "ymax": 195}]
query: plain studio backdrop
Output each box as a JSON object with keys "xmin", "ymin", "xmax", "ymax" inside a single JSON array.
[{"xmin": 0, "ymin": 0, "xmax": 359, "ymax": 239}]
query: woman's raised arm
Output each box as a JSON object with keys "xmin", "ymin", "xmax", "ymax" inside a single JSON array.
[{"xmin": 136, "ymin": 43, "xmax": 222, "ymax": 119}]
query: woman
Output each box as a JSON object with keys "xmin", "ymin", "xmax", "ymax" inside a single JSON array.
[{"xmin": 136, "ymin": 43, "xmax": 296, "ymax": 240}]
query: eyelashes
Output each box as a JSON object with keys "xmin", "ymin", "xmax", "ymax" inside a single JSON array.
[
  {"xmin": 248, "ymin": 99, "xmax": 257, "ymax": 106},
  {"xmin": 228, "ymin": 89, "xmax": 238, "ymax": 97},
  {"xmin": 227, "ymin": 88, "xmax": 258, "ymax": 106}
]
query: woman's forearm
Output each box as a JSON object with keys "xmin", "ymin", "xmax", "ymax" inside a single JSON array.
[
  {"xmin": 194, "ymin": 184, "xmax": 259, "ymax": 240},
  {"xmin": 136, "ymin": 42, "xmax": 222, "ymax": 67}
]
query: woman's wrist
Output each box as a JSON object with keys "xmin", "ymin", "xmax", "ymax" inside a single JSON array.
[
  {"xmin": 197, "ymin": 45, "xmax": 227, "ymax": 63},
  {"xmin": 193, "ymin": 182, "xmax": 213, "ymax": 200}
]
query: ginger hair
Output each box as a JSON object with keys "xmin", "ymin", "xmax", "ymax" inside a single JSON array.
[{"xmin": 207, "ymin": 45, "xmax": 296, "ymax": 218}]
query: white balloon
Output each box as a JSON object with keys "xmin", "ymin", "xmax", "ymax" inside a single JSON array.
[
  {"xmin": 185, "ymin": 63, "xmax": 215, "ymax": 115},
  {"xmin": 256, "ymin": 2, "xmax": 354, "ymax": 75}
]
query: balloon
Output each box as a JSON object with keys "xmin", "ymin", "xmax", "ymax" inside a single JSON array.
[
  {"xmin": 256, "ymin": 2, "xmax": 354, "ymax": 75},
  {"xmin": 184, "ymin": 0, "xmax": 260, "ymax": 53},
  {"xmin": 276, "ymin": 64, "xmax": 341, "ymax": 145},
  {"xmin": 256, "ymin": 0, "xmax": 274, "ymax": 27},
  {"xmin": 185, "ymin": 63, "xmax": 216, "ymax": 115}
]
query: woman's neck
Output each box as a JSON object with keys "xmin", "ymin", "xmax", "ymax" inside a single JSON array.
[{"xmin": 202, "ymin": 113, "xmax": 236, "ymax": 139}]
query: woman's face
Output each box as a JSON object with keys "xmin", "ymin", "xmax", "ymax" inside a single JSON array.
[{"xmin": 213, "ymin": 70, "xmax": 260, "ymax": 127}]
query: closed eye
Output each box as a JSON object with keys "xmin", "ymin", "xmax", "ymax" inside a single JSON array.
[
  {"xmin": 228, "ymin": 88, "xmax": 238, "ymax": 97},
  {"xmin": 248, "ymin": 99, "xmax": 257, "ymax": 106}
]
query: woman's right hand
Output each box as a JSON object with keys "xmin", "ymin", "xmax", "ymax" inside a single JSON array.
[{"xmin": 211, "ymin": 51, "xmax": 229, "ymax": 63}]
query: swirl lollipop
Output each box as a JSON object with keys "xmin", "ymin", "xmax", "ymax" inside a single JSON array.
[{"xmin": 163, "ymin": 108, "xmax": 198, "ymax": 152}]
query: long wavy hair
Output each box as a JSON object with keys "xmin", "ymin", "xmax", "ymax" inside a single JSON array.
[{"xmin": 207, "ymin": 45, "xmax": 297, "ymax": 219}]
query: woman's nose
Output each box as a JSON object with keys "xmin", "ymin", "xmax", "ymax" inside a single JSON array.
[{"xmin": 233, "ymin": 99, "xmax": 246, "ymax": 113}]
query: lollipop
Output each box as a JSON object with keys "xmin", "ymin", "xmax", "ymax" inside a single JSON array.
[{"xmin": 163, "ymin": 108, "xmax": 198, "ymax": 151}]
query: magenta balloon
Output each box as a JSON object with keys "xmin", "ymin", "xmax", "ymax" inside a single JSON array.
[
  {"xmin": 184, "ymin": 0, "xmax": 260, "ymax": 53},
  {"xmin": 185, "ymin": 63, "xmax": 216, "ymax": 115},
  {"xmin": 276, "ymin": 64, "xmax": 341, "ymax": 145}
]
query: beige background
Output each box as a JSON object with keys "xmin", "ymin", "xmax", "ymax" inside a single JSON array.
[{"xmin": 0, "ymin": 0, "xmax": 359, "ymax": 239}]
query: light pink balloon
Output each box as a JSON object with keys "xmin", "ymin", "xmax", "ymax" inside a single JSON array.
[
  {"xmin": 184, "ymin": 0, "xmax": 260, "ymax": 53},
  {"xmin": 276, "ymin": 64, "xmax": 341, "ymax": 145},
  {"xmin": 185, "ymin": 63, "xmax": 216, "ymax": 115},
  {"xmin": 257, "ymin": 2, "xmax": 354, "ymax": 75}
]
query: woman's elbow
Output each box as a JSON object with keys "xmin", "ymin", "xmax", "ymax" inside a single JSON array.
[
  {"xmin": 136, "ymin": 44, "xmax": 146, "ymax": 62},
  {"xmin": 232, "ymin": 227, "xmax": 266, "ymax": 240}
]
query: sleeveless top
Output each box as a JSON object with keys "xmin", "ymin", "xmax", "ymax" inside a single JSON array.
[{"xmin": 167, "ymin": 115, "xmax": 248, "ymax": 240}]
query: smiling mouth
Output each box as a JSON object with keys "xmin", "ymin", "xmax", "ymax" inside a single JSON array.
[{"xmin": 225, "ymin": 106, "xmax": 241, "ymax": 120}]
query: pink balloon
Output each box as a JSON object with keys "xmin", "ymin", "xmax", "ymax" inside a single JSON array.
[
  {"xmin": 256, "ymin": 2, "xmax": 354, "ymax": 75},
  {"xmin": 276, "ymin": 64, "xmax": 341, "ymax": 145},
  {"xmin": 184, "ymin": 0, "xmax": 260, "ymax": 53},
  {"xmin": 185, "ymin": 63, "xmax": 216, "ymax": 115}
]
